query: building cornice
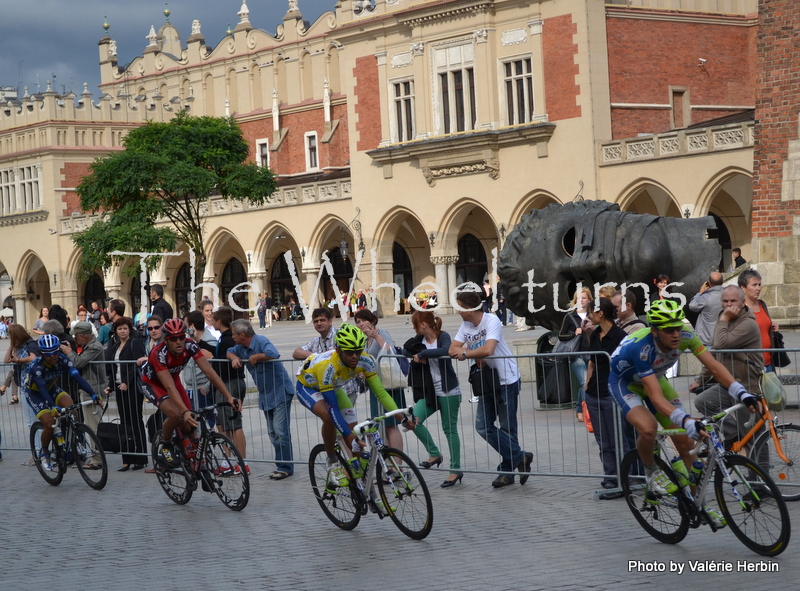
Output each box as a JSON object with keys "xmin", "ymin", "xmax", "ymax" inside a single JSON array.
[{"xmin": 605, "ymin": 6, "xmax": 757, "ymax": 27}]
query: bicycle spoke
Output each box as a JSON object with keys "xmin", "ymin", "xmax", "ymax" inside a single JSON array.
[
  {"xmin": 377, "ymin": 447, "xmax": 433, "ymax": 540},
  {"xmin": 205, "ymin": 433, "xmax": 249, "ymax": 511},
  {"xmin": 308, "ymin": 443, "xmax": 361, "ymax": 530},
  {"xmin": 74, "ymin": 423, "xmax": 108, "ymax": 490}
]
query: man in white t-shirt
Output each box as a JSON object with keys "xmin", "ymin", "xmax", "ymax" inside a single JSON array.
[{"xmin": 450, "ymin": 290, "xmax": 532, "ymax": 488}]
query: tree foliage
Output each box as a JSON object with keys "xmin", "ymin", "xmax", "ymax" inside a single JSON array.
[{"xmin": 73, "ymin": 112, "xmax": 276, "ymax": 282}]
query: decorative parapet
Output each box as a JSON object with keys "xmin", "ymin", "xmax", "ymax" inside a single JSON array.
[
  {"xmin": 599, "ymin": 121, "xmax": 753, "ymax": 166},
  {"xmin": 58, "ymin": 177, "xmax": 352, "ymax": 235},
  {"xmin": 367, "ymin": 122, "xmax": 555, "ymax": 185}
]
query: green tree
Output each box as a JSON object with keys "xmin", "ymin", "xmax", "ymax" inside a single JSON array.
[{"xmin": 74, "ymin": 112, "xmax": 276, "ymax": 304}]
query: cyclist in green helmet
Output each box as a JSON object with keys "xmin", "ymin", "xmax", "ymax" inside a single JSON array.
[
  {"xmin": 295, "ymin": 323, "xmax": 414, "ymax": 486},
  {"xmin": 609, "ymin": 298, "xmax": 758, "ymax": 520}
]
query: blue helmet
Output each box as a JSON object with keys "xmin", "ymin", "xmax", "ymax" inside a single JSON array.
[{"xmin": 38, "ymin": 334, "xmax": 61, "ymax": 355}]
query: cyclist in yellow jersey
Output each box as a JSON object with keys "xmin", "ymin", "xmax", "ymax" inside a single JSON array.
[{"xmin": 296, "ymin": 323, "xmax": 414, "ymax": 485}]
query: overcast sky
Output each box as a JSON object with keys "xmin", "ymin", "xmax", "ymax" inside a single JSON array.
[{"xmin": 0, "ymin": 0, "xmax": 334, "ymax": 97}]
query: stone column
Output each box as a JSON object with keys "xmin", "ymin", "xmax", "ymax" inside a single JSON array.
[
  {"xmin": 445, "ymin": 255, "xmax": 460, "ymax": 313},
  {"xmin": 12, "ymin": 294, "xmax": 28, "ymax": 329},
  {"xmin": 248, "ymin": 272, "xmax": 267, "ymax": 308},
  {"xmin": 301, "ymin": 267, "xmax": 320, "ymax": 309}
]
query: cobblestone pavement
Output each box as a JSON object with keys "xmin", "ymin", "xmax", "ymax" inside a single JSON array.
[
  {"xmin": 2, "ymin": 316, "xmax": 799, "ymax": 589},
  {"xmin": 1, "ymin": 446, "xmax": 798, "ymax": 591}
]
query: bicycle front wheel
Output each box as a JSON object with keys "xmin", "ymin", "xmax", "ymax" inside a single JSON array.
[
  {"xmin": 752, "ymin": 424, "xmax": 800, "ymax": 502},
  {"xmin": 714, "ymin": 453, "xmax": 791, "ymax": 556},
  {"xmin": 203, "ymin": 433, "xmax": 250, "ymax": 511},
  {"xmin": 376, "ymin": 447, "xmax": 433, "ymax": 540},
  {"xmin": 308, "ymin": 443, "xmax": 361, "ymax": 530},
  {"xmin": 619, "ymin": 449, "xmax": 689, "ymax": 544},
  {"xmin": 29, "ymin": 421, "xmax": 65, "ymax": 486},
  {"xmin": 73, "ymin": 423, "xmax": 108, "ymax": 490},
  {"xmin": 151, "ymin": 434, "xmax": 194, "ymax": 505}
]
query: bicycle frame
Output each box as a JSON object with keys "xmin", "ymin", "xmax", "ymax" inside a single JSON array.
[
  {"xmin": 729, "ymin": 405, "xmax": 792, "ymax": 464},
  {"xmin": 657, "ymin": 403, "xmax": 757, "ymax": 526}
]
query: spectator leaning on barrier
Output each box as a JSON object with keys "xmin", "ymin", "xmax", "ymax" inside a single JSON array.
[
  {"xmin": 228, "ymin": 319, "xmax": 295, "ymax": 480},
  {"xmin": 449, "ymin": 289, "xmax": 532, "ymax": 488},
  {"xmin": 688, "ymin": 271, "xmax": 724, "ymax": 347},
  {"xmin": 62, "ymin": 321, "xmax": 106, "ymax": 467},
  {"xmin": 612, "ymin": 290, "xmax": 647, "ymax": 335},
  {"xmin": 293, "ymin": 307, "xmax": 363, "ymax": 403},
  {"xmin": 739, "ymin": 269, "xmax": 779, "ymax": 373},
  {"xmin": 692, "ymin": 285, "xmax": 764, "ymax": 450},
  {"xmin": 211, "ymin": 306, "xmax": 249, "ymax": 472}
]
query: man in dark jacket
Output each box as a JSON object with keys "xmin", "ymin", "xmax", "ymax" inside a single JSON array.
[{"xmin": 149, "ymin": 284, "xmax": 174, "ymax": 322}]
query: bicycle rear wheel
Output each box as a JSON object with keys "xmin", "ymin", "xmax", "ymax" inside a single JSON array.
[
  {"xmin": 29, "ymin": 421, "xmax": 65, "ymax": 486},
  {"xmin": 376, "ymin": 447, "xmax": 433, "ymax": 540},
  {"xmin": 619, "ymin": 449, "xmax": 689, "ymax": 544},
  {"xmin": 714, "ymin": 453, "xmax": 791, "ymax": 556},
  {"xmin": 308, "ymin": 443, "xmax": 361, "ymax": 530},
  {"xmin": 752, "ymin": 424, "xmax": 800, "ymax": 502},
  {"xmin": 73, "ymin": 423, "xmax": 108, "ymax": 490},
  {"xmin": 151, "ymin": 434, "xmax": 194, "ymax": 505},
  {"xmin": 203, "ymin": 433, "xmax": 249, "ymax": 511}
]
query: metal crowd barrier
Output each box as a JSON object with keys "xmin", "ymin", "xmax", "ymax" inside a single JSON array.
[{"xmin": 1, "ymin": 346, "xmax": 798, "ymax": 493}]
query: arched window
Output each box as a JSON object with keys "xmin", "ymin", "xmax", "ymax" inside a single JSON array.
[
  {"xmin": 456, "ymin": 233, "xmax": 488, "ymax": 286},
  {"xmin": 270, "ymin": 252, "xmax": 297, "ymax": 305},
  {"xmin": 83, "ymin": 273, "xmax": 106, "ymax": 310},
  {"xmin": 174, "ymin": 263, "xmax": 192, "ymax": 318},
  {"xmin": 392, "ymin": 242, "xmax": 413, "ymax": 297},
  {"xmin": 319, "ymin": 247, "xmax": 353, "ymax": 304},
  {"xmin": 221, "ymin": 257, "xmax": 248, "ymax": 318}
]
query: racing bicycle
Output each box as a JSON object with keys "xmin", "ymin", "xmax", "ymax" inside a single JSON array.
[
  {"xmin": 620, "ymin": 401, "xmax": 791, "ymax": 556},
  {"xmin": 151, "ymin": 401, "xmax": 250, "ymax": 511},
  {"xmin": 29, "ymin": 400, "xmax": 108, "ymax": 490},
  {"xmin": 308, "ymin": 407, "xmax": 434, "ymax": 540}
]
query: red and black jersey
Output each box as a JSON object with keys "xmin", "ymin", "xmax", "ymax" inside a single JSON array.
[{"xmin": 141, "ymin": 338, "xmax": 204, "ymax": 384}]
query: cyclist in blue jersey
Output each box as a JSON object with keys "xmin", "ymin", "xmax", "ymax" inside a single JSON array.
[
  {"xmin": 25, "ymin": 334, "xmax": 102, "ymax": 471},
  {"xmin": 609, "ymin": 299, "xmax": 758, "ymax": 498}
]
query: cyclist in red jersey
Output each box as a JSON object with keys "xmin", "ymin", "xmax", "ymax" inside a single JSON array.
[{"xmin": 140, "ymin": 319, "xmax": 240, "ymax": 465}]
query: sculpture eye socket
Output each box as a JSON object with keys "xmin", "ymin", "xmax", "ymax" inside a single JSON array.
[{"xmin": 562, "ymin": 227, "xmax": 576, "ymax": 258}]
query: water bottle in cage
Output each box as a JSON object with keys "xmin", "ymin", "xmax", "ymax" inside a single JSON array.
[
  {"xmin": 53, "ymin": 423, "xmax": 65, "ymax": 447},
  {"xmin": 670, "ymin": 457, "xmax": 690, "ymax": 489},
  {"xmin": 689, "ymin": 459, "xmax": 705, "ymax": 485}
]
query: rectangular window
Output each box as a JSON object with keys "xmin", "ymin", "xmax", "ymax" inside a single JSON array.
[
  {"xmin": 256, "ymin": 138, "xmax": 270, "ymax": 168},
  {"xmin": 304, "ymin": 132, "xmax": 319, "ymax": 171},
  {"xmin": 392, "ymin": 80, "xmax": 415, "ymax": 142},
  {"xmin": 436, "ymin": 43, "xmax": 476, "ymax": 135},
  {"xmin": 503, "ymin": 58, "xmax": 534, "ymax": 125}
]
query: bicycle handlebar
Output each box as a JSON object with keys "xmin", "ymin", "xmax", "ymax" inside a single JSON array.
[{"xmin": 352, "ymin": 406, "xmax": 414, "ymax": 437}]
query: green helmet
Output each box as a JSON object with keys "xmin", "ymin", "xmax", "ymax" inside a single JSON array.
[
  {"xmin": 335, "ymin": 323, "xmax": 366, "ymax": 351},
  {"xmin": 647, "ymin": 299, "xmax": 686, "ymax": 328}
]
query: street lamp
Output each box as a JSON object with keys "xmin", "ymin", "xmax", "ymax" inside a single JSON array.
[{"xmin": 339, "ymin": 227, "xmax": 349, "ymax": 260}]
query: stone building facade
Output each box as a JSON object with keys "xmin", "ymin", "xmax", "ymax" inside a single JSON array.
[{"xmin": 0, "ymin": 0, "xmax": 766, "ymax": 327}]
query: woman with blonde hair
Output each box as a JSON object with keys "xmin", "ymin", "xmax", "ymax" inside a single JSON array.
[
  {"xmin": 558, "ymin": 286, "xmax": 594, "ymax": 422},
  {"xmin": 403, "ymin": 310, "xmax": 463, "ymax": 487}
]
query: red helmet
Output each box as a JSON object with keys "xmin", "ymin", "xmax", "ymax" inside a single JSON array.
[{"xmin": 162, "ymin": 318, "xmax": 187, "ymax": 338}]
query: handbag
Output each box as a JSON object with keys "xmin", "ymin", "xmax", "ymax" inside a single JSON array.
[
  {"xmin": 468, "ymin": 364, "xmax": 501, "ymax": 397},
  {"xmin": 96, "ymin": 420, "xmax": 136, "ymax": 454},
  {"xmin": 760, "ymin": 372, "xmax": 787, "ymax": 412},
  {"xmin": 554, "ymin": 314, "xmax": 582, "ymax": 354},
  {"xmin": 377, "ymin": 343, "xmax": 408, "ymax": 390},
  {"xmin": 772, "ymin": 331, "xmax": 791, "ymax": 368}
]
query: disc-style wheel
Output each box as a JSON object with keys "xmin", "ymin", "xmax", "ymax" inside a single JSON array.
[
  {"xmin": 619, "ymin": 449, "xmax": 689, "ymax": 544},
  {"xmin": 29, "ymin": 421, "xmax": 66, "ymax": 486},
  {"xmin": 752, "ymin": 424, "xmax": 800, "ymax": 502},
  {"xmin": 203, "ymin": 433, "xmax": 250, "ymax": 511},
  {"xmin": 151, "ymin": 434, "xmax": 194, "ymax": 505},
  {"xmin": 376, "ymin": 447, "xmax": 434, "ymax": 540},
  {"xmin": 714, "ymin": 453, "xmax": 791, "ymax": 556},
  {"xmin": 308, "ymin": 443, "xmax": 361, "ymax": 530},
  {"xmin": 74, "ymin": 423, "xmax": 108, "ymax": 490}
]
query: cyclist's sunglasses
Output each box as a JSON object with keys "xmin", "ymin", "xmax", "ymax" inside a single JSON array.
[
  {"xmin": 658, "ymin": 326, "xmax": 683, "ymax": 334},
  {"xmin": 166, "ymin": 335, "xmax": 186, "ymax": 342}
]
